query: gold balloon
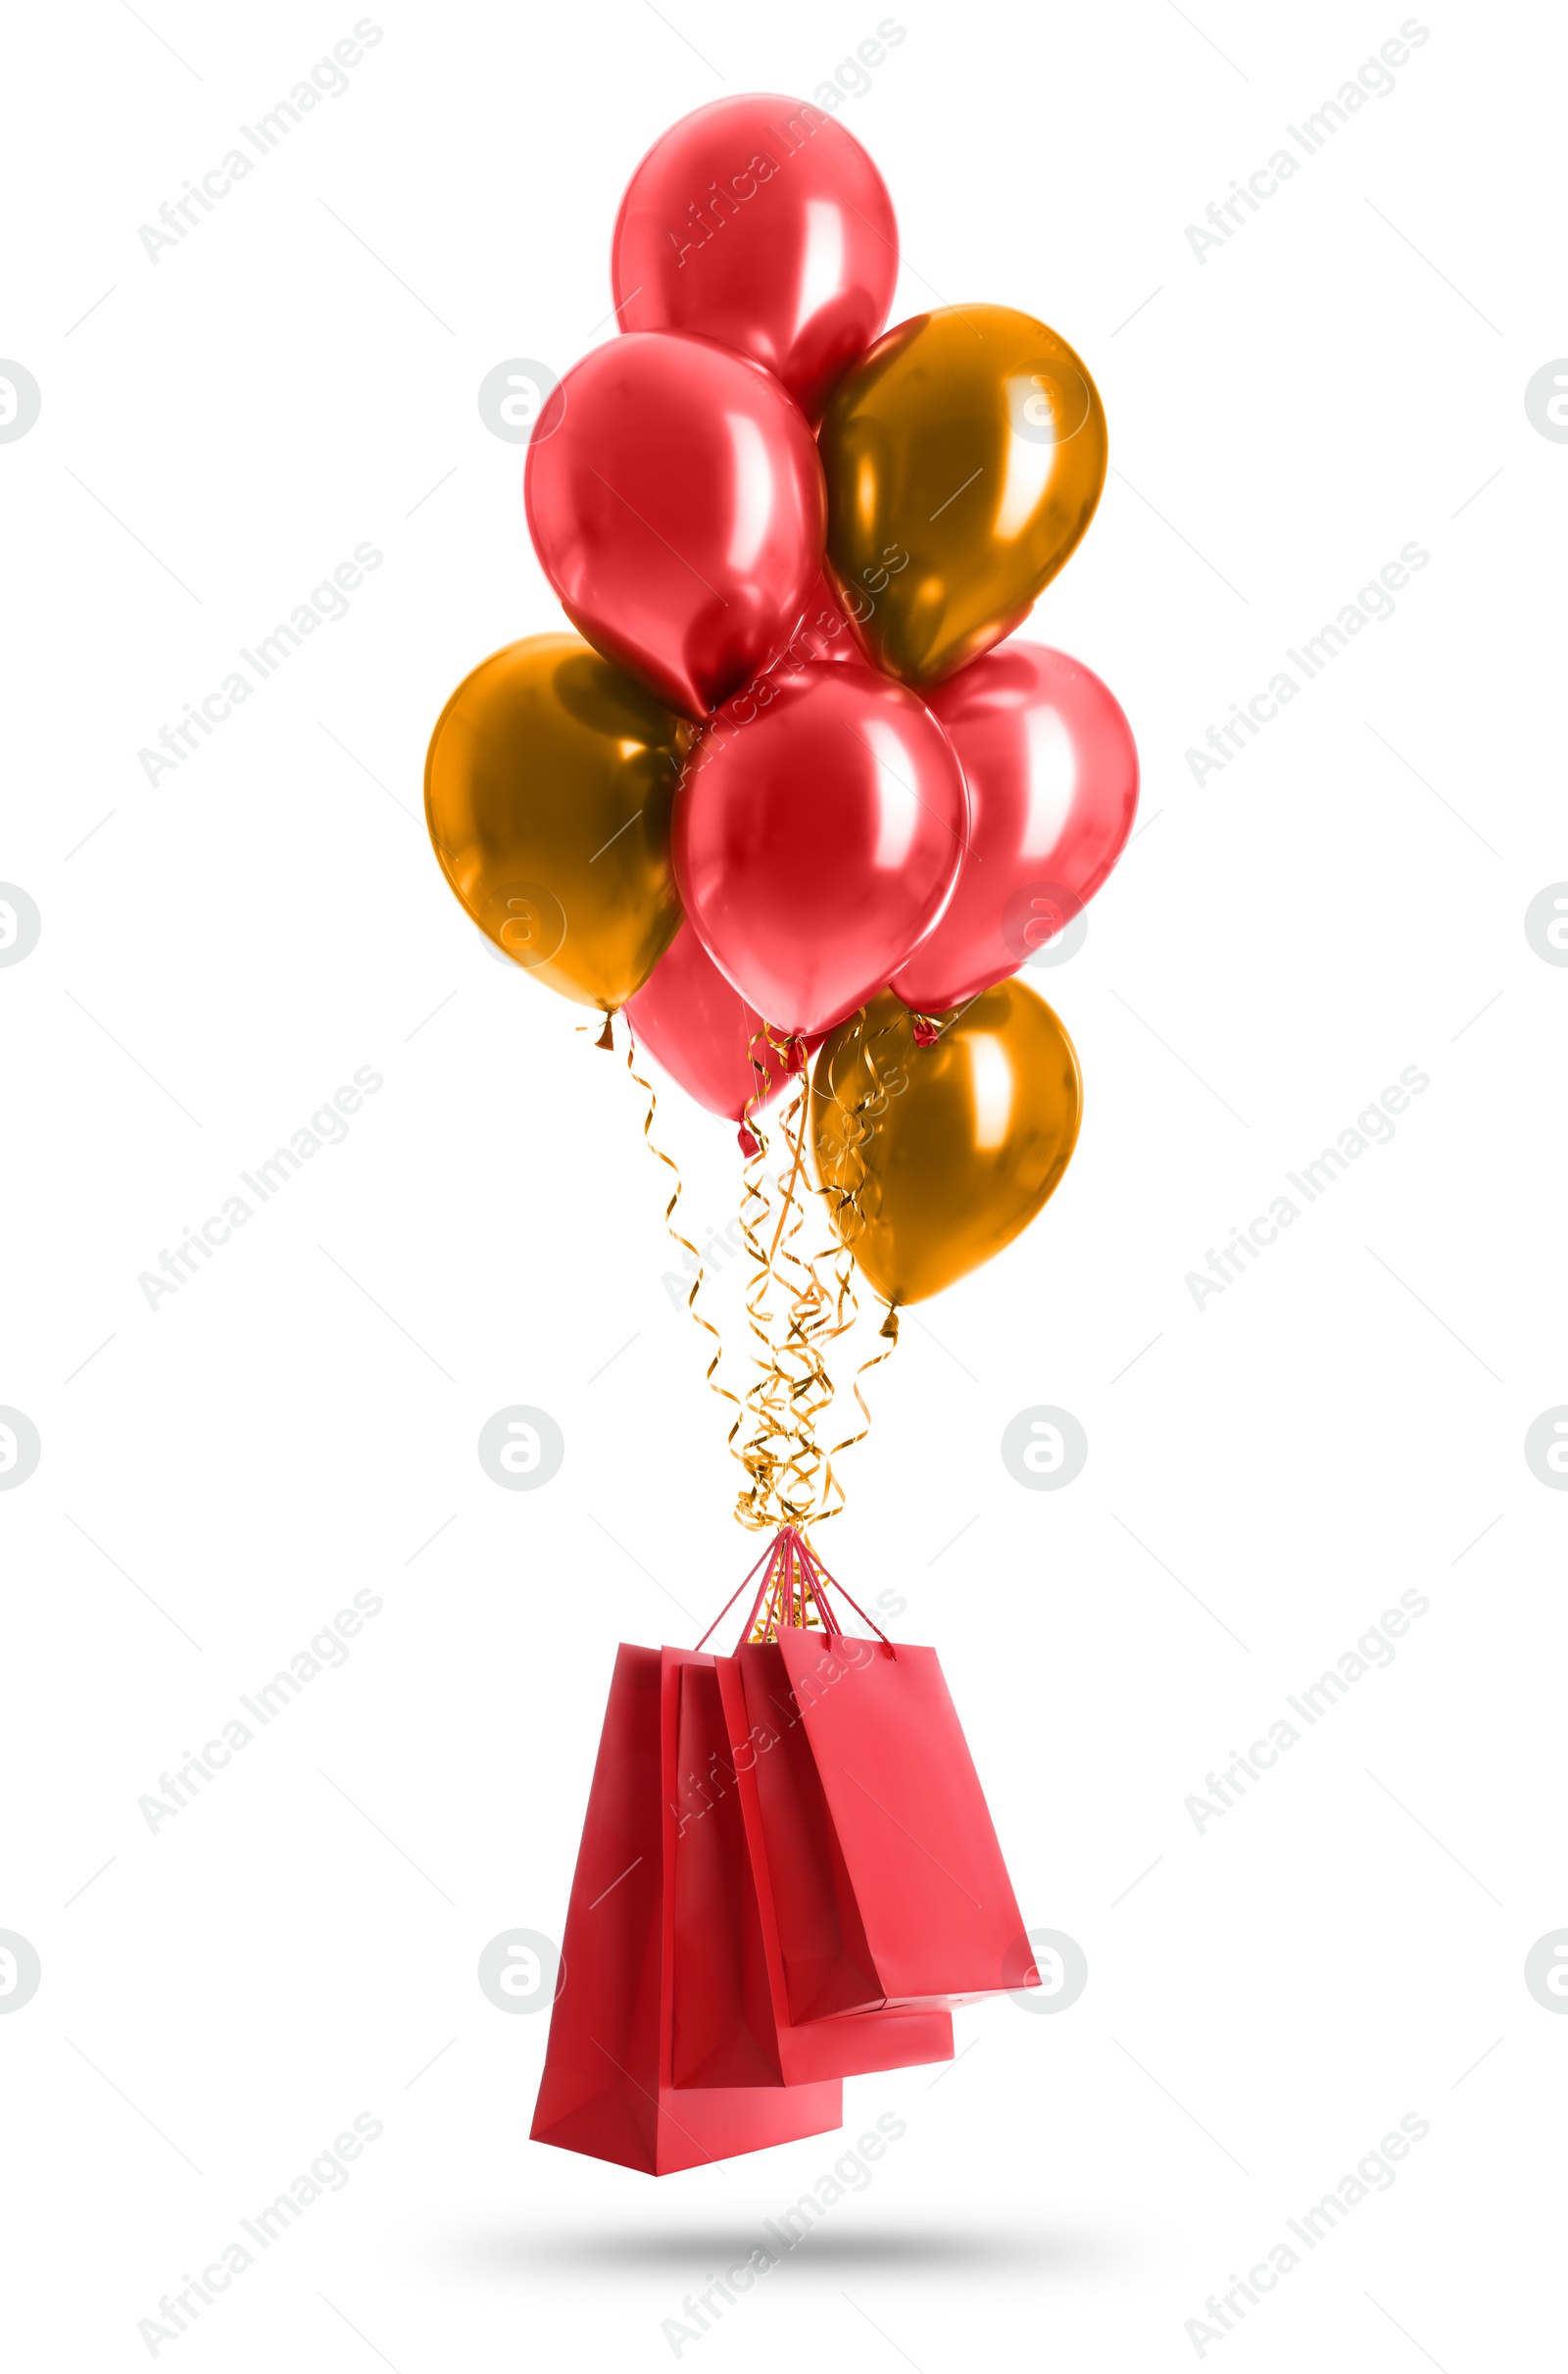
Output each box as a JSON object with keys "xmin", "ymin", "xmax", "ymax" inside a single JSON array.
[
  {"xmin": 424, "ymin": 633, "xmax": 686, "ymax": 1012},
  {"xmin": 810, "ymin": 983, "xmax": 1082, "ymax": 1307},
  {"xmin": 818, "ymin": 305, "xmax": 1107, "ymax": 689}
]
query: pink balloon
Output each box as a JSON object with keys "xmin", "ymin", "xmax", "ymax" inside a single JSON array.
[
  {"xmin": 612, "ymin": 95, "xmax": 899, "ymax": 424},
  {"xmin": 674, "ymin": 664, "xmax": 969, "ymax": 1037},
  {"xmin": 627, "ymin": 920, "xmax": 806, "ymax": 1146},
  {"xmin": 524, "ymin": 332, "xmax": 826, "ymax": 722},
  {"xmin": 891, "ymin": 644, "xmax": 1139, "ymax": 1014}
]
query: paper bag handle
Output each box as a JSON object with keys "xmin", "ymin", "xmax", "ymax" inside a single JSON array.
[{"xmin": 694, "ymin": 1525, "xmax": 896, "ymax": 1657}]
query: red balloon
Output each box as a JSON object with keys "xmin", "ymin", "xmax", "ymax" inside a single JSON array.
[
  {"xmin": 627, "ymin": 920, "xmax": 805, "ymax": 1144},
  {"xmin": 702, "ymin": 575, "xmax": 860, "ymax": 739},
  {"xmin": 674, "ymin": 665, "xmax": 969, "ymax": 1037},
  {"xmin": 892, "ymin": 644, "xmax": 1138, "ymax": 1014},
  {"xmin": 525, "ymin": 332, "xmax": 826, "ymax": 723},
  {"xmin": 794, "ymin": 568, "xmax": 862, "ymax": 664},
  {"xmin": 611, "ymin": 95, "xmax": 899, "ymax": 425}
]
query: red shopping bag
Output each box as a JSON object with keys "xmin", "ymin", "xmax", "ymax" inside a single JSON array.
[
  {"xmin": 703, "ymin": 1529, "xmax": 1040, "ymax": 2020},
  {"xmin": 530, "ymin": 1643, "xmax": 842, "ymax": 2175},
  {"xmin": 667, "ymin": 1646, "xmax": 953, "ymax": 2086}
]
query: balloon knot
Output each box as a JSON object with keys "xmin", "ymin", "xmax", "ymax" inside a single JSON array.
[
  {"xmin": 737, "ymin": 1123, "xmax": 760, "ymax": 1159},
  {"xmin": 595, "ymin": 1013, "xmax": 615, "ymax": 1052},
  {"xmin": 784, "ymin": 1034, "xmax": 806, "ymax": 1074},
  {"xmin": 879, "ymin": 1306, "xmax": 901, "ymax": 1341},
  {"xmin": 910, "ymin": 1015, "xmax": 941, "ymax": 1048}
]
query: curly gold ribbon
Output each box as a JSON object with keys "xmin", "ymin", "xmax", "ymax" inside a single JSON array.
[
  {"xmin": 623, "ymin": 1037, "xmax": 744, "ymax": 1449},
  {"xmin": 733, "ymin": 1059, "xmax": 832, "ymax": 1529},
  {"xmin": 624, "ymin": 1007, "xmax": 905, "ymax": 1537},
  {"xmin": 805, "ymin": 1007, "xmax": 907, "ymax": 1520},
  {"xmin": 719, "ymin": 1016, "xmax": 903, "ymax": 1534}
]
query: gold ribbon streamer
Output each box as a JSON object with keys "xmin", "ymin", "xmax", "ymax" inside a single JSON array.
[
  {"xmin": 624, "ymin": 1008, "xmax": 906, "ymax": 1537},
  {"xmin": 733, "ymin": 1053, "xmax": 834, "ymax": 1530},
  {"xmin": 807, "ymin": 1009, "xmax": 905, "ymax": 1520},
  {"xmin": 624, "ymin": 1038, "xmax": 744, "ymax": 1448},
  {"xmin": 725, "ymin": 1016, "xmax": 903, "ymax": 1534}
]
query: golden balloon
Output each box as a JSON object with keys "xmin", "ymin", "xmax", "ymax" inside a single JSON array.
[
  {"xmin": 810, "ymin": 983, "xmax": 1082, "ymax": 1307},
  {"xmin": 424, "ymin": 633, "xmax": 686, "ymax": 1013},
  {"xmin": 818, "ymin": 305, "xmax": 1107, "ymax": 689}
]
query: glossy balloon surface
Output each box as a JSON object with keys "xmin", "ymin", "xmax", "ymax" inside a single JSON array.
[
  {"xmin": 627, "ymin": 920, "xmax": 802, "ymax": 1123},
  {"xmin": 794, "ymin": 567, "xmax": 863, "ymax": 663},
  {"xmin": 893, "ymin": 642, "xmax": 1138, "ymax": 1014},
  {"xmin": 819, "ymin": 306, "xmax": 1107, "ymax": 689},
  {"xmin": 425, "ymin": 634, "xmax": 684, "ymax": 1012},
  {"xmin": 525, "ymin": 331, "xmax": 827, "ymax": 722},
  {"xmin": 673, "ymin": 664, "xmax": 968, "ymax": 1037},
  {"xmin": 612, "ymin": 93, "xmax": 899, "ymax": 423},
  {"xmin": 811, "ymin": 983, "xmax": 1082, "ymax": 1305}
]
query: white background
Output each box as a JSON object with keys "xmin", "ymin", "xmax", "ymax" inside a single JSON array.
[{"xmin": 3, "ymin": 1, "xmax": 1564, "ymax": 2366}]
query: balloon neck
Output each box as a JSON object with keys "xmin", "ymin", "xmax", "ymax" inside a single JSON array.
[
  {"xmin": 879, "ymin": 1306, "xmax": 901, "ymax": 1341},
  {"xmin": 595, "ymin": 1012, "xmax": 615, "ymax": 1052},
  {"xmin": 909, "ymin": 1015, "xmax": 941, "ymax": 1048},
  {"xmin": 737, "ymin": 1123, "xmax": 760, "ymax": 1159},
  {"xmin": 784, "ymin": 1034, "xmax": 807, "ymax": 1074}
]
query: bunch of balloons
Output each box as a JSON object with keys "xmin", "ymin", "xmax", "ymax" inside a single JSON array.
[{"xmin": 425, "ymin": 92, "xmax": 1137, "ymax": 1335}]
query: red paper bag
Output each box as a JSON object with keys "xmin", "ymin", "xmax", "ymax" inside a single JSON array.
[
  {"xmin": 667, "ymin": 1647, "xmax": 953, "ymax": 2085},
  {"xmin": 530, "ymin": 1644, "xmax": 842, "ymax": 2175},
  {"xmin": 704, "ymin": 1531, "xmax": 1039, "ymax": 2019},
  {"xmin": 719, "ymin": 1637, "xmax": 892, "ymax": 2021},
  {"xmin": 773, "ymin": 1624, "xmax": 1036, "ymax": 2007}
]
